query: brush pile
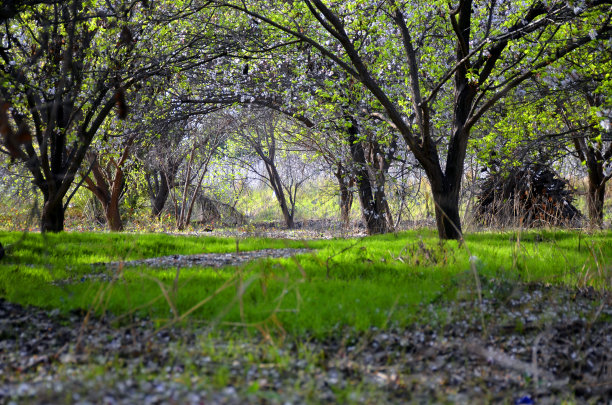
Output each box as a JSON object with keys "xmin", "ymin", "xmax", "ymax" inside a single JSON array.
[
  {"xmin": 475, "ymin": 163, "xmax": 582, "ymax": 227},
  {"xmin": 196, "ymin": 195, "xmax": 246, "ymax": 227}
]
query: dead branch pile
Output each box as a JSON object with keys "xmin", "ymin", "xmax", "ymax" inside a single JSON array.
[
  {"xmin": 197, "ymin": 195, "xmax": 246, "ymax": 226},
  {"xmin": 475, "ymin": 164, "xmax": 582, "ymax": 227}
]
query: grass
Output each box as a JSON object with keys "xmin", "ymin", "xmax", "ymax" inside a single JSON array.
[{"xmin": 0, "ymin": 229, "xmax": 610, "ymax": 338}]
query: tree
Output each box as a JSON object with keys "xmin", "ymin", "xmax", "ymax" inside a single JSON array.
[
  {"xmin": 230, "ymin": 108, "xmax": 310, "ymax": 229},
  {"xmin": 127, "ymin": 80, "xmax": 186, "ymax": 219},
  {"xmin": 0, "ymin": 1, "xmax": 152, "ymax": 231},
  {"xmin": 472, "ymin": 37, "xmax": 612, "ymax": 228},
  {"xmin": 0, "ymin": 0, "xmax": 63, "ymax": 23},
  {"xmin": 1, "ymin": 0, "xmax": 233, "ymax": 232},
  {"xmin": 342, "ymin": 116, "xmax": 397, "ymax": 234},
  {"xmin": 176, "ymin": 36, "xmax": 401, "ymax": 233},
  {"xmin": 80, "ymin": 132, "xmax": 136, "ymax": 231},
  {"xmin": 216, "ymin": 0, "xmax": 612, "ymax": 239},
  {"xmin": 281, "ymin": 121, "xmax": 357, "ymax": 228},
  {"xmin": 168, "ymin": 114, "xmax": 228, "ymax": 230},
  {"xmin": 568, "ymin": 103, "xmax": 612, "ymax": 228},
  {"xmin": 141, "ymin": 123, "xmax": 183, "ymax": 218},
  {"xmin": 545, "ymin": 51, "xmax": 612, "ymax": 228}
]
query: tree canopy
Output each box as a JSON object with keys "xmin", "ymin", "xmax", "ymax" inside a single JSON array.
[{"xmin": 1, "ymin": 0, "xmax": 611, "ymax": 237}]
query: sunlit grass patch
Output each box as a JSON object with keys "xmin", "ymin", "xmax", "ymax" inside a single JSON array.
[{"xmin": 0, "ymin": 229, "xmax": 610, "ymax": 337}]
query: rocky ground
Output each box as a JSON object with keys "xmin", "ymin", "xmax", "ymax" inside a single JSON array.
[{"xmin": 1, "ymin": 283, "xmax": 611, "ymax": 404}]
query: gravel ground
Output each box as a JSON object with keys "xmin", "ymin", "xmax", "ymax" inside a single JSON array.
[
  {"xmin": 53, "ymin": 248, "xmax": 311, "ymax": 285},
  {"xmin": 2, "ymin": 283, "xmax": 611, "ymax": 404}
]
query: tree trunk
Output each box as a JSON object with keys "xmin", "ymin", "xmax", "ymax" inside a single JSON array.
[
  {"xmin": 581, "ymin": 141, "xmax": 607, "ymax": 229},
  {"xmin": 41, "ymin": 197, "xmax": 65, "ymax": 233},
  {"xmin": 430, "ymin": 180, "xmax": 462, "ymax": 240},
  {"xmin": 355, "ymin": 170, "xmax": 386, "ymax": 234},
  {"xmin": 149, "ymin": 172, "xmax": 170, "ymax": 218},
  {"xmin": 426, "ymin": 64, "xmax": 475, "ymax": 240},
  {"xmin": 105, "ymin": 196, "xmax": 123, "ymax": 231},
  {"xmin": 346, "ymin": 118, "xmax": 387, "ymax": 235},
  {"xmin": 370, "ymin": 142, "xmax": 395, "ymax": 233},
  {"xmin": 181, "ymin": 163, "xmax": 209, "ymax": 230},
  {"xmin": 265, "ymin": 161, "xmax": 295, "ymax": 229},
  {"xmin": 587, "ymin": 179, "xmax": 605, "ymax": 228},
  {"xmin": 383, "ymin": 198, "xmax": 395, "ymax": 232},
  {"xmin": 339, "ymin": 186, "xmax": 353, "ymax": 227},
  {"xmin": 105, "ymin": 161, "xmax": 125, "ymax": 231},
  {"xmin": 146, "ymin": 159, "xmax": 180, "ymax": 219},
  {"xmin": 335, "ymin": 165, "xmax": 353, "ymax": 228},
  {"xmin": 372, "ymin": 184, "xmax": 393, "ymax": 232},
  {"xmin": 279, "ymin": 200, "xmax": 295, "ymax": 229},
  {"xmin": 83, "ymin": 157, "xmax": 125, "ymax": 231}
]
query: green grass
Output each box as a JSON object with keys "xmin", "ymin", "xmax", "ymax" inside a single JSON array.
[{"xmin": 0, "ymin": 229, "xmax": 610, "ymax": 338}]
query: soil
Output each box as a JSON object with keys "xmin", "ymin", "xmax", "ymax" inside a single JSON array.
[
  {"xmin": 1, "ymin": 227, "xmax": 611, "ymax": 404},
  {"xmin": 1, "ymin": 287, "xmax": 611, "ymax": 404}
]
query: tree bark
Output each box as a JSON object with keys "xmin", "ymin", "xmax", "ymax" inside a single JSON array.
[
  {"xmin": 369, "ymin": 136, "xmax": 397, "ymax": 232},
  {"xmin": 430, "ymin": 180, "xmax": 462, "ymax": 240},
  {"xmin": 335, "ymin": 164, "xmax": 353, "ymax": 228},
  {"xmin": 586, "ymin": 174, "xmax": 605, "ymax": 229},
  {"xmin": 41, "ymin": 196, "xmax": 65, "ymax": 232},
  {"xmin": 148, "ymin": 171, "xmax": 171, "ymax": 218},
  {"xmin": 105, "ymin": 178, "xmax": 124, "ymax": 231},
  {"xmin": 82, "ymin": 134, "xmax": 135, "ymax": 232},
  {"xmin": 346, "ymin": 118, "xmax": 387, "ymax": 235},
  {"xmin": 571, "ymin": 132, "xmax": 609, "ymax": 229},
  {"xmin": 265, "ymin": 160, "xmax": 295, "ymax": 229},
  {"xmin": 83, "ymin": 163, "xmax": 125, "ymax": 231}
]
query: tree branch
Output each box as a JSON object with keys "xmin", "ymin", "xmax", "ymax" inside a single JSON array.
[{"xmin": 466, "ymin": 29, "xmax": 612, "ymax": 132}]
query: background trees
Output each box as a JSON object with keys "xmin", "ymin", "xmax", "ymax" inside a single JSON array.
[
  {"xmin": 1, "ymin": 0, "xmax": 132, "ymax": 231},
  {"xmin": 213, "ymin": 0, "xmax": 612, "ymax": 239},
  {"xmin": 472, "ymin": 39, "xmax": 612, "ymax": 228},
  {"xmin": 538, "ymin": 48, "xmax": 612, "ymax": 228},
  {"xmin": 1, "ymin": 0, "xmax": 610, "ymax": 236},
  {"xmin": 0, "ymin": 0, "xmax": 233, "ymax": 232},
  {"xmin": 0, "ymin": 0, "xmax": 180, "ymax": 231},
  {"xmin": 141, "ymin": 120, "xmax": 184, "ymax": 219},
  {"xmin": 228, "ymin": 109, "xmax": 311, "ymax": 229},
  {"xmin": 169, "ymin": 114, "xmax": 229, "ymax": 230}
]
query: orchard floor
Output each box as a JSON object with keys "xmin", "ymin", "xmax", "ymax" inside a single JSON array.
[{"xmin": 1, "ymin": 284, "xmax": 611, "ymax": 404}]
